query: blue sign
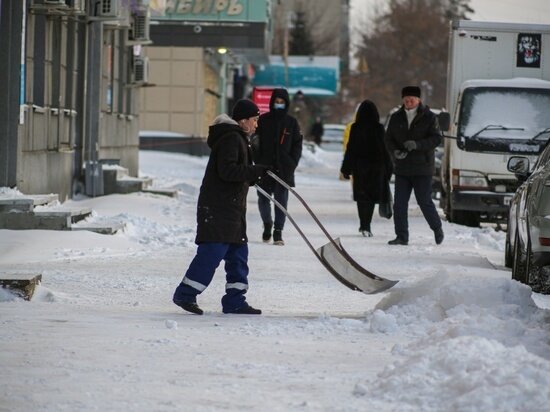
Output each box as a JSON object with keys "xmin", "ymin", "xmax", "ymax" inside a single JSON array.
[{"xmin": 252, "ymin": 56, "xmax": 340, "ymax": 96}]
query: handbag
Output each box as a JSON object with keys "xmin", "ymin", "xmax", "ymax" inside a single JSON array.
[{"xmin": 378, "ymin": 182, "xmax": 393, "ymax": 219}]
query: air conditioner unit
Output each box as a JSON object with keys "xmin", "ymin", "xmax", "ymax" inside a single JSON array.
[
  {"xmin": 66, "ymin": 0, "xmax": 85, "ymax": 13},
  {"xmin": 132, "ymin": 57, "xmax": 149, "ymax": 84},
  {"xmin": 44, "ymin": 0, "xmax": 66, "ymax": 6},
  {"xmin": 129, "ymin": 10, "xmax": 150, "ymax": 43},
  {"xmin": 97, "ymin": 0, "xmax": 119, "ymax": 18}
]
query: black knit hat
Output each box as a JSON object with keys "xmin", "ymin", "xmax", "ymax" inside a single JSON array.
[
  {"xmin": 231, "ymin": 99, "xmax": 260, "ymax": 121},
  {"xmin": 401, "ymin": 86, "xmax": 421, "ymax": 98}
]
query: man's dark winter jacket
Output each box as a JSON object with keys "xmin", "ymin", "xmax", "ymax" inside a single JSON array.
[
  {"xmin": 384, "ymin": 103, "xmax": 442, "ymax": 176},
  {"xmin": 195, "ymin": 114, "xmax": 266, "ymax": 244},
  {"xmin": 253, "ymin": 88, "xmax": 302, "ymax": 187}
]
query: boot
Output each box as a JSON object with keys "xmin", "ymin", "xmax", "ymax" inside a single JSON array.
[
  {"xmin": 173, "ymin": 300, "xmax": 203, "ymax": 315},
  {"xmin": 434, "ymin": 227, "xmax": 444, "ymax": 245},
  {"xmin": 388, "ymin": 237, "xmax": 408, "ymax": 245},
  {"xmin": 223, "ymin": 303, "xmax": 262, "ymax": 315},
  {"xmin": 262, "ymin": 222, "xmax": 272, "ymax": 243},
  {"xmin": 273, "ymin": 229, "xmax": 284, "ymax": 246}
]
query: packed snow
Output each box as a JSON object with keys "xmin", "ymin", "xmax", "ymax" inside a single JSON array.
[{"xmin": 1, "ymin": 148, "xmax": 549, "ymax": 412}]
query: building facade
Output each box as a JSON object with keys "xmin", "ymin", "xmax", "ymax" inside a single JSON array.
[
  {"xmin": 0, "ymin": 0, "xmax": 151, "ymax": 200},
  {"xmin": 139, "ymin": 0, "xmax": 274, "ymax": 137}
]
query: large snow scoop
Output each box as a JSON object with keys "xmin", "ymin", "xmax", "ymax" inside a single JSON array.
[{"xmin": 255, "ymin": 171, "xmax": 398, "ymax": 294}]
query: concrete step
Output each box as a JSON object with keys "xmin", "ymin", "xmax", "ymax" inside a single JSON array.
[
  {"xmin": 0, "ymin": 207, "xmax": 92, "ymax": 230},
  {"xmin": 0, "ymin": 198, "xmax": 34, "ymax": 213},
  {"xmin": 71, "ymin": 221, "xmax": 126, "ymax": 235},
  {"xmin": 34, "ymin": 206, "xmax": 93, "ymax": 223},
  {"xmin": 102, "ymin": 164, "xmax": 130, "ymax": 181},
  {"xmin": 0, "ymin": 273, "xmax": 42, "ymax": 300},
  {"xmin": 142, "ymin": 187, "xmax": 179, "ymax": 198},
  {"xmin": 0, "ymin": 193, "xmax": 59, "ymax": 213},
  {"xmin": 27, "ymin": 194, "xmax": 60, "ymax": 206},
  {"xmin": 0, "ymin": 211, "xmax": 71, "ymax": 230}
]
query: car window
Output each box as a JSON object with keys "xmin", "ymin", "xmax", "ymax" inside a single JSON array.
[{"xmin": 534, "ymin": 142, "xmax": 550, "ymax": 170}]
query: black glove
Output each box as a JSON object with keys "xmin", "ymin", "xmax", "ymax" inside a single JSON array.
[
  {"xmin": 254, "ymin": 164, "xmax": 272, "ymax": 177},
  {"xmin": 403, "ymin": 140, "xmax": 417, "ymax": 151},
  {"xmin": 394, "ymin": 150, "xmax": 408, "ymax": 160}
]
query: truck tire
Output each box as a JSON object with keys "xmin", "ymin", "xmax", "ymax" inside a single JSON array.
[{"xmin": 450, "ymin": 209, "xmax": 480, "ymax": 228}]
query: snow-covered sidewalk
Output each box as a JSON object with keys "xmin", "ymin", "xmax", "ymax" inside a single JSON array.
[{"xmin": 1, "ymin": 149, "xmax": 549, "ymax": 411}]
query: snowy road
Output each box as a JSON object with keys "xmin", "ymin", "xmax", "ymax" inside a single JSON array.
[{"xmin": 1, "ymin": 149, "xmax": 549, "ymax": 411}]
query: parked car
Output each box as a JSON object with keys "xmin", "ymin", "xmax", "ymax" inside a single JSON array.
[
  {"xmin": 505, "ymin": 141, "xmax": 550, "ymax": 293},
  {"xmin": 320, "ymin": 123, "xmax": 346, "ymax": 152}
]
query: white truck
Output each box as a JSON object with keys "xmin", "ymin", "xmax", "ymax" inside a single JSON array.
[{"xmin": 439, "ymin": 20, "xmax": 550, "ymax": 227}]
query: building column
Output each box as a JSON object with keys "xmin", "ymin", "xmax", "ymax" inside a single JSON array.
[
  {"xmin": 83, "ymin": 19, "xmax": 104, "ymax": 196},
  {"xmin": 0, "ymin": 0, "xmax": 24, "ymax": 188}
]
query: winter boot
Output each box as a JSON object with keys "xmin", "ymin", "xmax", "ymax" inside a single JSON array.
[
  {"xmin": 361, "ymin": 230, "xmax": 373, "ymax": 237},
  {"xmin": 173, "ymin": 300, "xmax": 203, "ymax": 315},
  {"xmin": 262, "ymin": 222, "xmax": 273, "ymax": 243},
  {"xmin": 223, "ymin": 303, "xmax": 262, "ymax": 315},
  {"xmin": 434, "ymin": 227, "xmax": 444, "ymax": 245},
  {"xmin": 388, "ymin": 237, "xmax": 408, "ymax": 245},
  {"xmin": 273, "ymin": 229, "xmax": 284, "ymax": 246}
]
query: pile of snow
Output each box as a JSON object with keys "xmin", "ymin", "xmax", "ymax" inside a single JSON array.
[{"xmin": 360, "ymin": 273, "xmax": 550, "ymax": 410}]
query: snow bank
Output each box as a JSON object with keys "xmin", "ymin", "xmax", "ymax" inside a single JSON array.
[
  {"xmin": 361, "ymin": 336, "xmax": 550, "ymax": 412},
  {"xmin": 0, "ymin": 287, "xmax": 19, "ymax": 302},
  {"xmin": 359, "ymin": 273, "xmax": 550, "ymax": 411}
]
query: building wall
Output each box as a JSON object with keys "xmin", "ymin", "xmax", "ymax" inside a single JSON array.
[
  {"xmin": 140, "ymin": 47, "xmax": 213, "ymax": 137},
  {"xmin": 16, "ymin": 9, "xmax": 80, "ymax": 200},
  {"xmin": 11, "ymin": 3, "xmax": 143, "ymax": 200},
  {"xmin": 203, "ymin": 63, "xmax": 221, "ymax": 131}
]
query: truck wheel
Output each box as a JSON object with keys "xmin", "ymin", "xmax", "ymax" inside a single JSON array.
[
  {"xmin": 450, "ymin": 209, "xmax": 480, "ymax": 228},
  {"xmin": 441, "ymin": 190, "xmax": 450, "ymax": 220}
]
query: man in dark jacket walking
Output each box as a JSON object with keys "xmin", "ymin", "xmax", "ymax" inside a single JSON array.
[
  {"xmin": 385, "ymin": 86, "xmax": 444, "ymax": 246},
  {"xmin": 172, "ymin": 99, "xmax": 269, "ymax": 315},
  {"xmin": 253, "ymin": 88, "xmax": 303, "ymax": 246}
]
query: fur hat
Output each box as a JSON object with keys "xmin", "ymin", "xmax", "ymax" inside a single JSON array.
[
  {"xmin": 401, "ymin": 86, "xmax": 421, "ymax": 98},
  {"xmin": 231, "ymin": 99, "xmax": 260, "ymax": 121}
]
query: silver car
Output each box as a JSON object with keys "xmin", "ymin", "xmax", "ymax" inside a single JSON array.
[{"xmin": 505, "ymin": 142, "xmax": 550, "ymax": 293}]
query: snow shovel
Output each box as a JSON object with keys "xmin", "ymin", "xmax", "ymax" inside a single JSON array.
[{"xmin": 255, "ymin": 171, "xmax": 398, "ymax": 294}]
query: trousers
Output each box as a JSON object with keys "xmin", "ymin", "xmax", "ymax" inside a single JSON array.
[
  {"xmin": 357, "ymin": 201, "xmax": 375, "ymax": 231},
  {"xmin": 393, "ymin": 175, "xmax": 441, "ymax": 241},
  {"xmin": 173, "ymin": 242, "xmax": 249, "ymax": 311},
  {"xmin": 257, "ymin": 182, "xmax": 289, "ymax": 230}
]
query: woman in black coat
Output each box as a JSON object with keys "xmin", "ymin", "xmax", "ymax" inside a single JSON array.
[
  {"xmin": 340, "ymin": 100, "xmax": 393, "ymax": 237},
  {"xmin": 172, "ymin": 99, "xmax": 269, "ymax": 315}
]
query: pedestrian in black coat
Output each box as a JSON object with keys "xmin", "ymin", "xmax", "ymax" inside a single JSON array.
[
  {"xmin": 384, "ymin": 86, "xmax": 444, "ymax": 246},
  {"xmin": 340, "ymin": 100, "xmax": 393, "ymax": 237},
  {"xmin": 310, "ymin": 116, "xmax": 324, "ymax": 145},
  {"xmin": 253, "ymin": 88, "xmax": 303, "ymax": 245},
  {"xmin": 172, "ymin": 99, "xmax": 270, "ymax": 315}
]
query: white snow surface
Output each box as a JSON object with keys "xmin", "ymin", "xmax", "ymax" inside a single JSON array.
[{"xmin": 1, "ymin": 148, "xmax": 549, "ymax": 411}]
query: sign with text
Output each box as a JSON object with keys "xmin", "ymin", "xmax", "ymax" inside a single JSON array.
[{"xmin": 150, "ymin": 0, "xmax": 269, "ymax": 23}]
